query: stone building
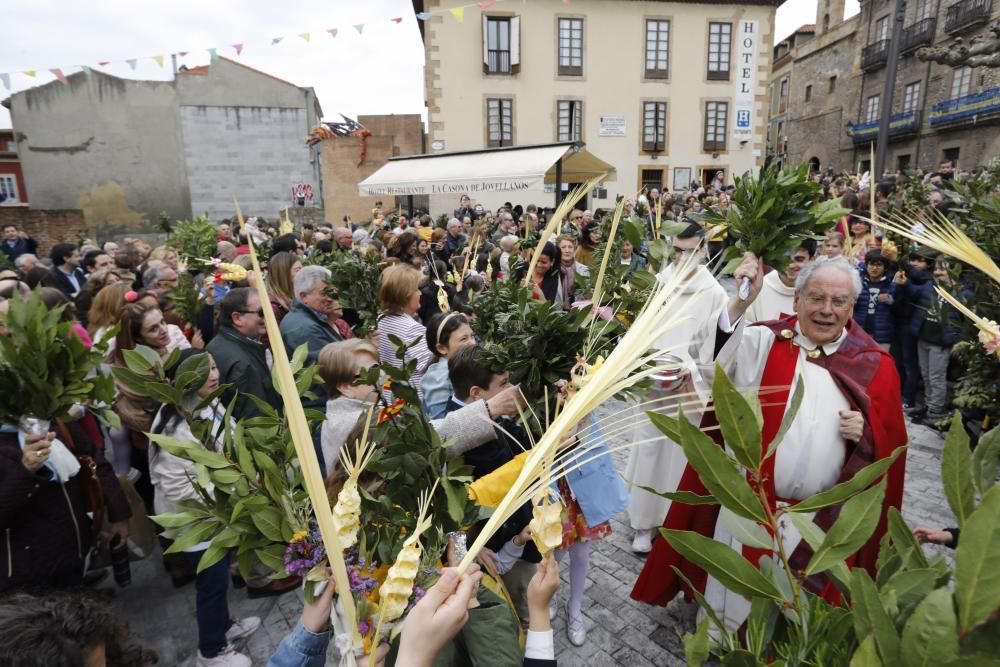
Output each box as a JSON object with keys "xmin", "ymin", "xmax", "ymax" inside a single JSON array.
[
  {"xmin": 2, "ymin": 57, "xmax": 323, "ymax": 229},
  {"xmin": 417, "ymin": 0, "xmax": 783, "ymax": 212},
  {"xmin": 767, "ymin": 0, "xmax": 1000, "ymax": 173},
  {"xmin": 0, "ymin": 129, "xmax": 27, "ymax": 205}
]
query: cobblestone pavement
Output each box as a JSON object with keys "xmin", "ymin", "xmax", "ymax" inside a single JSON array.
[{"xmin": 108, "ymin": 409, "xmax": 955, "ymax": 666}]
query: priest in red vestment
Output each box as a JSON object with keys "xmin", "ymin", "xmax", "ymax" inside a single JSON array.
[{"xmin": 631, "ymin": 253, "xmax": 908, "ymax": 625}]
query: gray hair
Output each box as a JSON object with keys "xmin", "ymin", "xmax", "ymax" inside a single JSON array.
[
  {"xmin": 13, "ymin": 253, "xmax": 36, "ymax": 270},
  {"xmin": 794, "ymin": 255, "xmax": 862, "ymax": 299},
  {"xmin": 499, "ymin": 212, "xmax": 514, "ymax": 223},
  {"xmin": 446, "ymin": 217, "xmax": 462, "ymax": 230},
  {"xmin": 143, "ymin": 266, "xmax": 166, "ymax": 290},
  {"xmin": 294, "ymin": 264, "xmax": 331, "ymax": 299},
  {"xmin": 333, "ymin": 227, "xmax": 353, "ymax": 240}
]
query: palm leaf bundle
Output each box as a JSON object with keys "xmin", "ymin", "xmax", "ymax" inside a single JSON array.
[
  {"xmin": 458, "ymin": 252, "xmax": 701, "ymax": 572},
  {"xmin": 522, "ymin": 175, "xmax": 605, "ymax": 286},
  {"xmin": 233, "ymin": 200, "xmax": 361, "ymax": 655},
  {"xmin": 700, "ymin": 163, "xmax": 847, "ymax": 278}
]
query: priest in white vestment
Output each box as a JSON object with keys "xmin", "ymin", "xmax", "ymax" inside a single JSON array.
[
  {"xmin": 632, "ymin": 254, "xmax": 908, "ymax": 626},
  {"xmin": 745, "ymin": 240, "xmax": 817, "ymax": 323},
  {"xmin": 625, "ymin": 223, "xmax": 728, "ymax": 553}
]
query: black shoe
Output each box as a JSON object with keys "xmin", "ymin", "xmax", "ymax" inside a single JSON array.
[
  {"xmin": 913, "ymin": 415, "xmax": 946, "ymax": 431},
  {"xmin": 247, "ymin": 575, "xmax": 301, "ymax": 599},
  {"xmin": 171, "ymin": 572, "xmax": 197, "ymax": 588},
  {"xmin": 232, "ymin": 573, "xmax": 246, "ymax": 589},
  {"xmin": 906, "ymin": 406, "xmax": 926, "ymax": 418},
  {"xmin": 83, "ymin": 569, "xmax": 109, "ymax": 587}
]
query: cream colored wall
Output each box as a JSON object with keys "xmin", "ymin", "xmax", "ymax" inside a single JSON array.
[{"xmin": 425, "ymin": 0, "xmax": 775, "ymax": 213}]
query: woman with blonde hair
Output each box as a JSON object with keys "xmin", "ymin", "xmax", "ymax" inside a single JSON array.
[
  {"xmin": 377, "ymin": 264, "xmax": 433, "ymax": 399},
  {"xmin": 265, "ymin": 251, "xmax": 302, "ymax": 324},
  {"xmin": 88, "ymin": 282, "xmax": 129, "ymax": 342},
  {"xmin": 148, "ymin": 246, "xmax": 179, "ymax": 270}
]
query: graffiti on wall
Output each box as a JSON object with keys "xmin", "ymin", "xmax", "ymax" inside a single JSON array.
[{"xmin": 291, "ymin": 183, "xmax": 314, "ymax": 206}]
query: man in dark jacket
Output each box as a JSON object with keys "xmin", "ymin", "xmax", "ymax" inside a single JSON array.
[
  {"xmin": 279, "ymin": 265, "xmax": 343, "ymax": 367},
  {"xmin": 1, "ymin": 224, "xmax": 38, "ymax": 264},
  {"xmin": 206, "ymin": 287, "xmax": 280, "ymax": 421},
  {"xmin": 0, "ymin": 420, "xmax": 131, "ymax": 593},
  {"xmin": 47, "ymin": 243, "xmax": 87, "ymax": 298}
]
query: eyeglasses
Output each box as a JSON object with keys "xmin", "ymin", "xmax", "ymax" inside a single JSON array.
[
  {"xmin": 804, "ymin": 294, "xmax": 853, "ymax": 309},
  {"xmin": 237, "ymin": 308, "xmax": 265, "ymax": 317}
]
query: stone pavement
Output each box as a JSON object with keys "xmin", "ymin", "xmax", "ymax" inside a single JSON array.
[{"xmin": 105, "ymin": 410, "xmax": 955, "ymax": 666}]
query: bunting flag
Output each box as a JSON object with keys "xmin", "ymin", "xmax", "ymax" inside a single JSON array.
[
  {"xmin": 207, "ymin": 48, "xmax": 217, "ymax": 62},
  {"xmin": 233, "ymin": 43, "xmax": 244, "ymax": 56},
  {"xmin": 478, "ymin": 1, "xmax": 496, "ymax": 9},
  {"xmin": 152, "ymin": 55, "xmax": 164, "ymax": 67},
  {"xmin": 179, "ymin": 51, "xmax": 189, "ymax": 56},
  {"xmin": 416, "ymin": 12, "xmax": 432, "ymax": 19},
  {"xmin": 50, "ymin": 68, "xmax": 68, "ymax": 85},
  {"xmin": 126, "ymin": 58, "xmax": 138, "ymax": 69},
  {"xmin": 354, "ymin": 24, "xmax": 365, "ymax": 34},
  {"xmin": 391, "ymin": 17, "xmax": 403, "ymax": 24},
  {"xmin": 0, "ymin": 73, "xmax": 10, "ymax": 91},
  {"xmin": 98, "ymin": 61, "xmax": 110, "ymax": 66},
  {"xmin": 327, "ymin": 28, "xmax": 338, "ymax": 38},
  {"xmin": 299, "ymin": 32, "xmax": 311, "ymax": 42},
  {"xmin": 450, "ymin": 7, "xmax": 465, "ymax": 22},
  {"xmin": 271, "ymin": 37, "xmax": 283, "ymax": 45},
  {"xmin": 24, "ymin": 71, "xmax": 37, "ymax": 77}
]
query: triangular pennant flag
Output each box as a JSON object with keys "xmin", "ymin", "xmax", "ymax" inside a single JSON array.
[
  {"xmin": 24, "ymin": 70, "xmax": 37, "ymax": 77},
  {"xmin": 450, "ymin": 7, "xmax": 465, "ymax": 22},
  {"xmin": 478, "ymin": 0, "xmax": 496, "ymax": 8},
  {"xmin": 354, "ymin": 24, "xmax": 365, "ymax": 34},
  {"xmin": 271, "ymin": 37, "xmax": 283, "ymax": 45},
  {"xmin": 299, "ymin": 32, "xmax": 311, "ymax": 42},
  {"xmin": 391, "ymin": 16, "xmax": 403, "ymax": 23},
  {"xmin": 233, "ymin": 43, "xmax": 243, "ymax": 56},
  {"xmin": 81, "ymin": 66, "xmax": 92, "ymax": 76},
  {"xmin": 327, "ymin": 28, "xmax": 338, "ymax": 38},
  {"xmin": 207, "ymin": 48, "xmax": 217, "ymax": 62},
  {"xmin": 126, "ymin": 59, "xmax": 138, "ymax": 70},
  {"xmin": 0, "ymin": 73, "xmax": 10, "ymax": 91},
  {"xmin": 50, "ymin": 68, "xmax": 68, "ymax": 85},
  {"xmin": 98, "ymin": 61, "xmax": 110, "ymax": 66},
  {"xmin": 416, "ymin": 12, "xmax": 432, "ymax": 20},
  {"xmin": 152, "ymin": 55, "xmax": 164, "ymax": 67},
  {"xmin": 179, "ymin": 51, "xmax": 189, "ymax": 56}
]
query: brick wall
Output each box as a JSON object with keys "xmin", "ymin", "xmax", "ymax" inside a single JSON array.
[{"xmin": 0, "ymin": 208, "xmax": 87, "ymax": 257}]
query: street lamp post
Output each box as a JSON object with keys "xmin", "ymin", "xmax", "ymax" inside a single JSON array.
[{"xmin": 874, "ymin": 0, "xmax": 907, "ymax": 179}]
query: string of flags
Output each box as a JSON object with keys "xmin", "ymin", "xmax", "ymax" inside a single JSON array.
[{"xmin": 0, "ymin": 0, "xmax": 573, "ymax": 92}]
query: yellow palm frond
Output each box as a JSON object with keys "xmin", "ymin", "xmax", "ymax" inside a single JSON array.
[{"xmin": 523, "ymin": 175, "xmax": 605, "ymax": 286}]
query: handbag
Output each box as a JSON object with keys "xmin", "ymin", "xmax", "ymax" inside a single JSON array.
[{"xmin": 54, "ymin": 419, "xmax": 105, "ymax": 520}]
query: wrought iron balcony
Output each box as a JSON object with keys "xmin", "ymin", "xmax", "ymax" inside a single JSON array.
[
  {"xmin": 852, "ymin": 110, "xmax": 922, "ymax": 144},
  {"xmin": 930, "ymin": 86, "xmax": 1000, "ymax": 128},
  {"xmin": 862, "ymin": 39, "xmax": 890, "ymax": 71},
  {"xmin": 901, "ymin": 18, "xmax": 937, "ymax": 53},
  {"xmin": 945, "ymin": 0, "xmax": 992, "ymax": 33}
]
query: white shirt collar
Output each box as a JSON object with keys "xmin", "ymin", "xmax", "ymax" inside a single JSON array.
[{"xmin": 793, "ymin": 322, "xmax": 846, "ymax": 356}]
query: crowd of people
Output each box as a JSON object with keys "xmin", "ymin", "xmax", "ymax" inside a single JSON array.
[{"xmin": 0, "ymin": 157, "xmax": 982, "ymax": 666}]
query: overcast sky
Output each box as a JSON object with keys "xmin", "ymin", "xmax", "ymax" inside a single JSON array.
[{"xmin": 1, "ymin": 0, "xmax": 858, "ymax": 130}]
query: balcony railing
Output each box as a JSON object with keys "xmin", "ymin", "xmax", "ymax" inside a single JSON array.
[
  {"xmin": 930, "ymin": 86, "xmax": 1000, "ymax": 127},
  {"xmin": 945, "ymin": 0, "xmax": 992, "ymax": 33},
  {"xmin": 852, "ymin": 110, "xmax": 922, "ymax": 143},
  {"xmin": 862, "ymin": 39, "xmax": 890, "ymax": 71},
  {"xmin": 901, "ymin": 18, "xmax": 937, "ymax": 53},
  {"xmin": 485, "ymin": 49, "xmax": 511, "ymax": 74}
]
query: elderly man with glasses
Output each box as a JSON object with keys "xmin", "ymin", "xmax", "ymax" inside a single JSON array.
[{"xmin": 634, "ymin": 254, "xmax": 907, "ymax": 631}]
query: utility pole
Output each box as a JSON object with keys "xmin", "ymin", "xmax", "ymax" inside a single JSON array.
[{"xmin": 874, "ymin": 0, "xmax": 906, "ymax": 179}]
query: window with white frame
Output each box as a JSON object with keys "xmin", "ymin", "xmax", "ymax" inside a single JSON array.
[
  {"xmin": 951, "ymin": 65, "xmax": 972, "ymax": 99},
  {"xmin": 902, "ymin": 81, "xmax": 921, "ymax": 113},
  {"xmin": 707, "ymin": 22, "xmax": 732, "ymax": 80},
  {"xmin": 866, "ymin": 94, "xmax": 880, "ymax": 123},
  {"xmin": 704, "ymin": 101, "xmax": 728, "ymax": 152},
  {"xmin": 644, "ymin": 19, "xmax": 670, "ymax": 78},
  {"xmin": 557, "ymin": 100, "xmax": 582, "ymax": 142},
  {"xmin": 487, "ymin": 98, "xmax": 514, "ymax": 147},
  {"xmin": 558, "ymin": 18, "xmax": 583, "ymax": 76},
  {"xmin": 875, "ymin": 16, "xmax": 889, "ymax": 42},
  {"xmin": 0, "ymin": 175, "xmax": 18, "ymax": 203},
  {"xmin": 642, "ymin": 101, "xmax": 667, "ymax": 152},
  {"xmin": 915, "ymin": 0, "xmax": 932, "ymax": 22}
]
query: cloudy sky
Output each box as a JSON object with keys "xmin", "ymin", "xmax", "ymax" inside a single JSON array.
[{"xmin": 1, "ymin": 0, "xmax": 859, "ymax": 129}]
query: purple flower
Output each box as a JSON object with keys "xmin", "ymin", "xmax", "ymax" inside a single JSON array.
[{"xmin": 358, "ymin": 620, "xmax": 371, "ymax": 636}]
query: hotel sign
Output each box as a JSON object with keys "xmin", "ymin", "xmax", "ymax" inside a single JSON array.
[{"xmin": 733, "ymin": 20, "xmax": 758, "ymax": 142}]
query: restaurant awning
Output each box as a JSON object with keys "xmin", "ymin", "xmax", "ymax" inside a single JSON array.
[{"xmin": 357, "ymin": 142, "xmax": 615, "ymax": 197}]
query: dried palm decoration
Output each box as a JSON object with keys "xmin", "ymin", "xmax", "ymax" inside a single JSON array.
[
  {"xmin": 332, "ymin": 411, "xmax": 377, "ymax": 549},
  {"xmin": 234, "ymin": 199, "xmax": 360, "ymax": 652},
  {"xmin": 458, "ymin": 251, "xmax": 701, "ymax": 572},
  {"xmin": 935, "ymin": 286, "xmax": 1000, "ymax": 356},
  {"xmin": 377, "ymin": 481, "xmax": 438, "ymax": 624}
]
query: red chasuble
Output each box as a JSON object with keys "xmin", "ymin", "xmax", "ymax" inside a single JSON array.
[{"xmin": 631, "ymin": 316, "xmax": 908, "ymax": 606}]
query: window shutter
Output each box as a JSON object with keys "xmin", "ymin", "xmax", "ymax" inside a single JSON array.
[
  {"xmin": 510, "ymin": 16, "xmax": 521, "ymax": 69},
  {"xmin": 483, "ymin": 15, "xmax": 490, "ymax": 72}
]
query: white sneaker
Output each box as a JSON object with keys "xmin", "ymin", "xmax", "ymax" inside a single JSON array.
[
  {"xmin": 224, "ymin": 616, "xmax": 261, "ymax": 644},
  {"xmin": 197, "ymin": 646, "xmax": 251, "ymax": 667},
  {"xmin": 631, "ymin": 529, "xmax": 654, "ymax": 554},
  {"xmin": 566, "ymin": 604, "xmax": 586, "ymax": 646}
]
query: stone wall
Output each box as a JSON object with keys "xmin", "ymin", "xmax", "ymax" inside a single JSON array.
[{"xmin": 0, "ymin": 208, "xmax": 87, "ymax": 257}]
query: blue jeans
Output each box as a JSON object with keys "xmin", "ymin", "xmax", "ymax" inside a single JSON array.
[{"xmin": 184, "ymin": 550, "xmax": 232, "ymax": 658}]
